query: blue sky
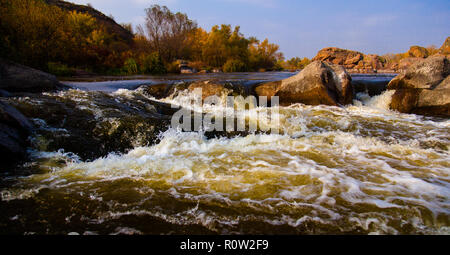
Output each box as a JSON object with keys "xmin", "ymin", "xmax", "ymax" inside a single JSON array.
[{"xmin": 68, "ymin": 0, "xmax": 450, "ymax": 59}]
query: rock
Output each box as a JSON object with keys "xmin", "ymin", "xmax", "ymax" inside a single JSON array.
[
  {"xmin": 0, "ymin": 59, "xmax": 65, "ymax": 93},
  {"xmin": 407, "ymin": 46, "xmax": 429, "ymax": 58},
  {"xmin": 143, "ymin": 83, "xmax": 172, "ymax": 99},
  {"xmin": 397, "ymin": 57, "xmax": 423, "ymax": 72},
  {"xmin": 440, "ymin": 37, "xmax": 450, "ymax": 55},
  {"xmin": 0, "ymin": 89, "xmax": 11, "ymax": 97},
  {"xmin": 252, "ymin": 81, "xmax": 282, "ymax": 102},
  {"xmin": 259, "ymin": 61, "xmax": 353, "ymax": 106},
  {"xmin": 7, "ymin": 90, "xmax": 173, "ymax": 161},
  {"xmin": 187, "ymin": 81, "xmax": 247, "ymax": 100},
  {"xmin": 180, "ymin": 66, "xmax": 197, "ymax": 74},
  {"xmin": 0, "ymin": 101, "xmax": 33, "ymax": 168},
  {"xmin": 313, "ymin": 47, "xmax": 385, "ymax": 73},
  {"xmin": 388, "ymin": 56, "xmax": 450, "ymax": 116},
  {"xmin": 313, "ymin": 47, "xmax": 363, "ymax": 69}
]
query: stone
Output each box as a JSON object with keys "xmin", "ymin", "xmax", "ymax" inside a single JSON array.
[
  {"xmin": 407, "ymin": 46, "xmax": 429, "ymax": 58},
  {"xmin": 388, "ymin": 56, "xmax": 450, "ymax": 116},
  {"xmin": 0, "ymin": 59, "xmax": 65, "ymax": 93},
  {"xmin": 267, "ymin": 61, "xmax": 353, "ymax": 106},
  {"xmin": 0, "ymin": 101, "xmax": 33, "ymax": 168}
]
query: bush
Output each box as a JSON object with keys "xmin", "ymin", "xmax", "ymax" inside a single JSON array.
[
  {"xmin": 165, "ymin": 61, "xmax": 180, "ymax": 74},
  {"xmin": 47, "ymin": 62, "xmax": 75, "ymax": 77},
  {"xmin": 139, "ymin": 52, "xmax": 167, "ymax": 75},
  {"xmin": 223, "ymin": 59, "xmax": 247, "ymax": 73},
  {"xmin": 123, "ymin": 58, "xmax": 138, "ymax": 75}
]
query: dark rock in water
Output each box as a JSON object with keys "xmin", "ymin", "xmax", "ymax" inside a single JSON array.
[
  {"xmin": 0, "ymin": 59, "xmax": 66, "ymax": 93},
  {"xmin": 144, "ymin": 80, "xmax": 248, "ymax": 101},
  {"xmin": 0, "ymin": 101, "xmax": 33, "ymax": 169},
  {"xmin": 0, "ymin": 89, "xmax": 11, "ymax": 97},
  {"xmin": 388, "ymin": 56, "xmax": 450, "ymax": 117},
  {"xmin": 255, "ymin": 61, "xmax": 353, "ymax": 106},
  {"xmin": 6, "ymin": 90, "xmax": 172, "ymax": 161},
  {"xmin": 143, "ymin": 83, "xmax": 173, "ymax": 99}
]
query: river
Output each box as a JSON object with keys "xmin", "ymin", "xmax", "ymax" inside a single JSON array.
[{"xmin": 0, "ymin": 72, "xmax": 449, "ymax": 235}]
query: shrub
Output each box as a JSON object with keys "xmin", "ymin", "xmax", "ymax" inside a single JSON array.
[
  {"xmin": 123, "ymin": 58, "xmax": 138, "ymax": 75},
  {"xmin": 165, "ymin": 61, "xmax": 180, "ymax": 74},
  {"xmin": 139, "ymin": 52, "xmax": 166, "ymax": 75},
  {"xmin": 47, "ymin": 62, "xmax": 75, "ymax": 77},
  {"xmin": 223, "ymin": 59, "xmax": 247, "ymax": 73}
]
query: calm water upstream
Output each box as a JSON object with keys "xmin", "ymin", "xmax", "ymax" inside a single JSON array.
[{"xmin": 0, "ymin": 72, "xmax": 449, "ymax": 235}]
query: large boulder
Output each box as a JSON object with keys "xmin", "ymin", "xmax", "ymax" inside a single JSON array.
[
  {"xmin": 0, "ymin": 101, "xmax": 33, "ymax": 168},
  {"xmin": 0, "ymin": 59, "xmax": 65, "ymax": 93},
  {"xmin": 312, "ymin": 47, "xmax": 386, "ymax": 73},
  {"xmin": 388, "ymin": 56, "xmax": 450, "ymax": 116},
  {"xmin": 254, "ymin": 61, "xmax": 353, "ymax": 106},
  {"xmin": 313, "ymin": 47, "xmax": 364, "ymax": 69}
]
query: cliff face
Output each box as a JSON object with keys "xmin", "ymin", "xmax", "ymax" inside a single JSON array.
[{"xmin": 45, "ymin": 0, "xmax": 133, "ymax": 42}]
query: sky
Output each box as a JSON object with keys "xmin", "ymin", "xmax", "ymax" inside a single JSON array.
[{"xmin": 68, "ymin": 0, "xmax": 450, "ymax": 59}]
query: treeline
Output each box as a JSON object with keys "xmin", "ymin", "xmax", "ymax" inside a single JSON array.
[{"xmin": 0, "ymin": 0, "xmax": 306, "ymax": 76}]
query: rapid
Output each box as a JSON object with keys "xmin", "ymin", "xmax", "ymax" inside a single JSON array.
[{"xmin": 0, "ymin": 73, "xmax": 449, "ymax": 235}]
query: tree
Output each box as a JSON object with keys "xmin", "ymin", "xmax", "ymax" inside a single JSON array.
[
  {"xmin": 139, "ymin": 5, "xmax": 197, "ymax": 63},
  {"xmin": 0, "ymin": 0, "xmax": 68, "ymax": 69}
]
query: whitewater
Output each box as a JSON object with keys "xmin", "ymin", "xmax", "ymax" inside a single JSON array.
[{"xmin": 0, "ymin": 76, "xmax": 449, "ymax": 235}]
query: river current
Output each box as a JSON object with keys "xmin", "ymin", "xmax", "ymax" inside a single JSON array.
[{"xmin": 0, "ymin": 73, "xmax": 449, "ymax": 235}]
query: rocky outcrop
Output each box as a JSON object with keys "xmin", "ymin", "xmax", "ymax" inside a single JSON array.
[
  {"xmin": 440, "ymin": 37, "xmax": 450, "ymax": 56},
  {"xmin": 388, "ymin": 56, "xmax": 450, "ymax": 116},
  {"xmin": 312, "ymin": 47, "xmax": 384, "ymax": 73},
  {"xmin": 253, "ymin": 61, "xmax": 353, "ymax": 106},
  {"xmin": 0, "ymin": 59, "xmax": 65, "ymax": 93},
  {"xmin": 0, "ymin": 101, "xmax": 33, "ymax": 168},
  {"xmin": 407, "ymin": 46, "xmax": 429, "ymax": 58},
  {"xmin": 313, "ymin": 47, "xmax": 363, "ymax": 69}
]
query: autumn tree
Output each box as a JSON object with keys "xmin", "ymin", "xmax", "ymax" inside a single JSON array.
[{"xmin": 139, "ymin": 5, "xmax": 197, "ymax": 63}]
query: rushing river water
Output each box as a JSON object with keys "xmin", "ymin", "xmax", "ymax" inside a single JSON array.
[{"xmin": 0, "ymin": 72, "xmax": 449, "ymax": 235}]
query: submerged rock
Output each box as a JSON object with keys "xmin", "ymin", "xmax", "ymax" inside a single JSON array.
[
  {"xmin": 0, "ymin": 101, "xmax": 33, "ymax": 168},
  {"xmin": 144, "ymin": 80, "xmax": 247, "ymax": 101},
  {"xmin": 254, "ymin": 61, "xmax": 353, "ymax": 106},
  {"xmin": 388, "ymin": 56, "xmax": 450, "ymax": 116},
  {"xmin": 0, "ymin": 59, "xmax": 65, "ymax": 93}
]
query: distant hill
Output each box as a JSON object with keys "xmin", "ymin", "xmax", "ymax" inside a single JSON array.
[{"xmin": 45, "ymin": 0, "xmax": 133, "ymax": 42}]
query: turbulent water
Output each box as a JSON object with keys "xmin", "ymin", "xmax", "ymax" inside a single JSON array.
[{"xmin": 1, "ymin": 73, "xmax": 449, "ymax": 235}]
